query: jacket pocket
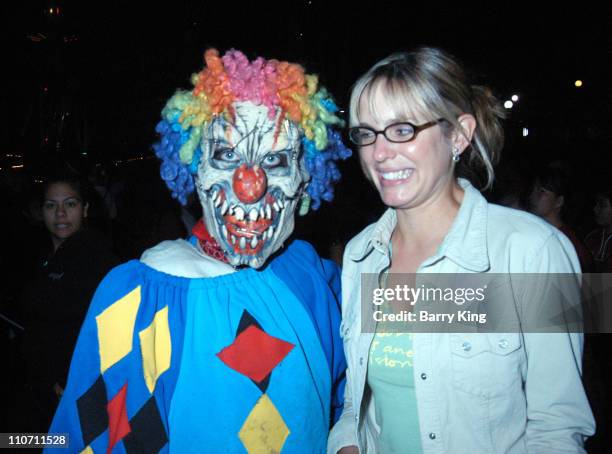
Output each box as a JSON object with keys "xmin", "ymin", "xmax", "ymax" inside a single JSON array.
[{"xmin": 450, "ymin": 333, "xmax": 523, "ymax": 398}]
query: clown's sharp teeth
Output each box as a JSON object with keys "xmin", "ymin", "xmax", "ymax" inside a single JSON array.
[
  {"xmin": 265, "ymin": 204, "xmax": 272, "ymax": 220},
  {"xmin": 268, "ymin": 226, "xmax": 274, "ymax": 240},
  {"xmin": 222, "ymin": 225, "xmax": 228, "ymax": 238},
  {"xmin": 234, "ymin": 206, "xmax": 245, "ymax": 221},
  {"xmin": 249, "ymin": 208, "xmax": 259, "ymax": 221},
  {"xmin": 221, "ymin": 201, "xmax": 229, "ymax": 216},
  {"xmin": 260, "ymin": 207, "xmax": 265, "ymax": 219},
  {"xmin": 214, "ymin": 195, "xmax": 222, "ymax": 208},
  {"xmin": 231, "ymin": 235, "xmax": 236, "ymax": 245},
  {"xmin": 211, "ymin": 189, "xmax": 218, "ymax": 201},
  {"xmin": 277, "ymin": 199, "xmax": 284, "ymax": 209},
  {"xmin": 228, "ymin": 204, "xmax": 236, "ymax": 216},
  {"xmin": 251, "ymin": 236, "xmax": 258, "ymax": 249},
  {"xmin": 239, "ymin": 236, "xmax": 246, "ymax": 249},
  {"xmin": 273, "ymin": 202, "xmax": 280, "ymax": 212}
]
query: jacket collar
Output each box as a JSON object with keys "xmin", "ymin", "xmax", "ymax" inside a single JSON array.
[{"xmin": 350, "ymin": 179, "xmax": 490, "ymax": 272}]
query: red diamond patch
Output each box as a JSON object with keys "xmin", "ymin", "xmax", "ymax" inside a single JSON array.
[
  {"xmin": 217, "ymin": 325, "xmax": 294, "ymax": 383},
  {"xmin": 106, "ymin": 383, "xmax": 132, "ymax": 454}
]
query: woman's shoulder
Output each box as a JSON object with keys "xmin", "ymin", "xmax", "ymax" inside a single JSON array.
[
  {"xmin": 487, "ymin": 203, "xmax": 559, "ymax": 243},
  {"xmin": 486, "ymin": 203, "xmax": 580, "ymax": 271},
  {"xmin": 346, "ymin": 223, "xmax": 377, "ymax": 250},
  {"xmin": 344, "ymin": 210, "xmax": 394, "ymax": 258}
]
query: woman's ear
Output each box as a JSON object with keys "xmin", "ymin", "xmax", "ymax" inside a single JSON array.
[{"xmin": 453, "ymin": 113, "xmax": 477, "ymax": 154}]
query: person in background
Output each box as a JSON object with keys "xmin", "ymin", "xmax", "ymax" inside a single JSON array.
[
  {"xmin": 585, "ymin": 189, "xmax": 612, "ymax": 273},
  {"xmin": 19, "ymin": 170, "xmax": 118, "ymax": 432},
  {"xmin": 328, "ymin": 47, "xmax": 594, "ymax": 453},
  {"xmin": 529, "ymin": 162, "xmax": 593, "ymax": 272}
]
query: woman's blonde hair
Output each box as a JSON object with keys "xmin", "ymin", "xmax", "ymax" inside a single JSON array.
[{"xmin": 349, "ymin": 47, "xmax": 505, "ymax": 189}]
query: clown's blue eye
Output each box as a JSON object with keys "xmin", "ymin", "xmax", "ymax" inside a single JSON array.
[
  {"xmin": 213, "ymin": 148, "xmax": 240, "ymax": 162},
  {"xmin": 261, "ymin": 152, "xmax": 288, "ymax": 169}
]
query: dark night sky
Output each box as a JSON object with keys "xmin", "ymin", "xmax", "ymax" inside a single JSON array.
[{"xmin": 4, "ymin": 1, "xmax": 611, "ymax": 188}]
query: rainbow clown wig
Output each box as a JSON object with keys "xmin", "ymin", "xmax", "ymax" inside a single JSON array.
[
  {"xmin": 153, "ymin": 48, "xmax": 351, "ymax": 211},
  {"xmin": 153, "ymin": 49, "xmax": 351, "ymax": 268}
]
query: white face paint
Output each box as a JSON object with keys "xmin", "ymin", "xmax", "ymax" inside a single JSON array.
[{"xmin": 195, "ymin": 101, "xmax": 309, "ymax": 268}]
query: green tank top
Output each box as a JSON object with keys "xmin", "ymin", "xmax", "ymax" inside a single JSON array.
[{"xmin": 367, "ymin": 261, "xmax": 422, "ymax": 452}]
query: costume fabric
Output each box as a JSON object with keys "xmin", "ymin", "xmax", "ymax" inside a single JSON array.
[{"xmin": 47, "ymin": 239, "xmax": 345, "ymax": 453}]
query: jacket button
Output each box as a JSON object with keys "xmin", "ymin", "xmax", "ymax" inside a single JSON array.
[
  {"xmin": 461, "ymin": 341, "xmax": 471, "ymax": 352},
  {"xmin": 498, "ymin": 339, "xmax": 509, "ymax": 349},
  {"xmin": 355, "ymin": 415, "xmax": 359, "ymax": 421},
  {"xmin": 429, "ymin": 433, "xmax": 436, "ymax": 440},
  {"xmin": 420, "ymin": 373, "xmax": 427, "ymax": 380},
  {"xmin": 359, "ymin": 357, "xmax": 364, "ymax": 366}
]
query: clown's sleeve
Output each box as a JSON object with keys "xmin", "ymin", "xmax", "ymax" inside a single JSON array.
[
  {"xmin": 270, "ymin": 240, "xmax": 347, "ymax": 426},
  {"xmin": 45, "ymin": 261, "xmax": 180, "ymax": 454},
  {"xmin": 320, "ymin": 255, "xmax": 347, "ymax": 425}
]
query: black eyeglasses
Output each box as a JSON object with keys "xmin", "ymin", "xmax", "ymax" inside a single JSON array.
[{"xmin": 348, "ymin": 119, "xmax": 445, "ymax": 146}]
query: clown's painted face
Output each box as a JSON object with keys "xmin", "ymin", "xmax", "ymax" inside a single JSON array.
[{"xmin": 195, "ymin": 101, "xmax": 309, "ymax": 268}]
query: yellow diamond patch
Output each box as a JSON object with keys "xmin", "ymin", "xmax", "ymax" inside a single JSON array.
[
  {"xmin": 96, "ymin": 286, "xmax": 141, "ymax": 373},
  {"xmin": 239, "ymin": 394, "xmax": 290, "ymax": 453},
  {"xmin": 79, "ymin": 446, "xmax": 93, "ymax": 454},
  {"xmin": 139, "ymin": 305, "xmax": 171, "ymax": 393}
]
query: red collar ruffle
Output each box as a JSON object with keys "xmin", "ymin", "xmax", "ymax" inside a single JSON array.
[{"xmin": 192, "ymin": 219, "xmax": 229, "ymax": 264}]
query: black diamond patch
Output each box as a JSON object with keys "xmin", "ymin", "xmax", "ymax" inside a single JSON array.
[
  {"xmin": 77, "ymin": 376, "xmax": 109, "ymax": 445},
  {"xmin": 123, "ymin": 397, "xmax": 168, "ymax": 454},
  {"xmin": 236, "ymin": 310, "xmax": 262, "ymax": 336}
]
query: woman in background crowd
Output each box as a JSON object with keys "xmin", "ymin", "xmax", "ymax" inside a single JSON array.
[
  {"xmin": 585, "ymin": 189, "xmax": 612, "ymax": 273},
  {"xmin": 529, "ymin": 162, "xmax": 592, "ymax": 271},
  {"xmin": 20, "ymin": 170, "xmax": 117, "ymax": 431}
]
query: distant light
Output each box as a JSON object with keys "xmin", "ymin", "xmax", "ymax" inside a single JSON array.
[
  {"xmin": 511, "ymin": 95, "xmax": 519, "ymax": 102},
  {"xmin": 49, "ymin": 7, "xmax": 53, "ymax": 14},
  {"xmin": 504, "ymin": 100, "xmax": 513, "ymax": 109},
  {"xmin": 575, "ymin": 80, "xmax": 583, "ymax": 87},
  {"xmin": 12, "ymin": 165, "xmax": 24, "ymax": 169},
  {"xmin": 81, "ymin": 152, "xmax": 88, "ymax": 156},
  {"xmin": 522, "ymin": 127, "xmax": 529, "ymax": 137}
]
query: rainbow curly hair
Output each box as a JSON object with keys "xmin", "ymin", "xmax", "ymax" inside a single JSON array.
[{"xmin": 153, "ymin": 48, "xmax": 351, "ymax": 211}]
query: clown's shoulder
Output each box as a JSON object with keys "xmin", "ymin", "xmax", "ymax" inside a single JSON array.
[
  {"xmin": 269, "ymin": 238, "xmax": 342, "ymax": 296},
  {"xmin": 140, "ymin": 237, "xmax": 235, "ymax": 278},
  {"xmin": 81, "ymin": 237, "xmax": 341, "ymax": 323}
]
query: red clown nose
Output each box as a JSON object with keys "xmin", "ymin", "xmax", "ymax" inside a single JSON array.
[{"xmin": 232, "ymin": 164, "xmax": 267, "ymax": 204}]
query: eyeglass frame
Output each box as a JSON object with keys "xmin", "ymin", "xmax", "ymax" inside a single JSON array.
[{"xmin": 348, "ymin": 119, "xmax": 446, "ymax": 146}]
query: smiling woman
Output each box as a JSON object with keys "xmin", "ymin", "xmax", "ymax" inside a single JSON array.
[{"xmin": 329, "ymin": 47, "xmax": 595, "ymax": 454}]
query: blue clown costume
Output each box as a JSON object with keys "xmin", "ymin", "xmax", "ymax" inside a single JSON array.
[
  {"xmin": 46, "ymin": 237, "xmax": 346, "ymax": 453},
  {"xmin": 47, "ymin": 48, "xmax": 351, "ymax": 453}
]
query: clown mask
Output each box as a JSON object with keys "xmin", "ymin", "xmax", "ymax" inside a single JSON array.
[{"xmin": 195, "ymin": 101, "xmax": 309, "ymax": 268}]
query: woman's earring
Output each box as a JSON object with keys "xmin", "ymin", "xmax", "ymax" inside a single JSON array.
[{"xmin": 452, "ymin": 147, "xmax": 460, "ymax": 162}]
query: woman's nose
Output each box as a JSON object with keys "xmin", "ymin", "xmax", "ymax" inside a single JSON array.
[{"xmin": 372, "ymin": 136, "xmax": 396, "ymax": 162}]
